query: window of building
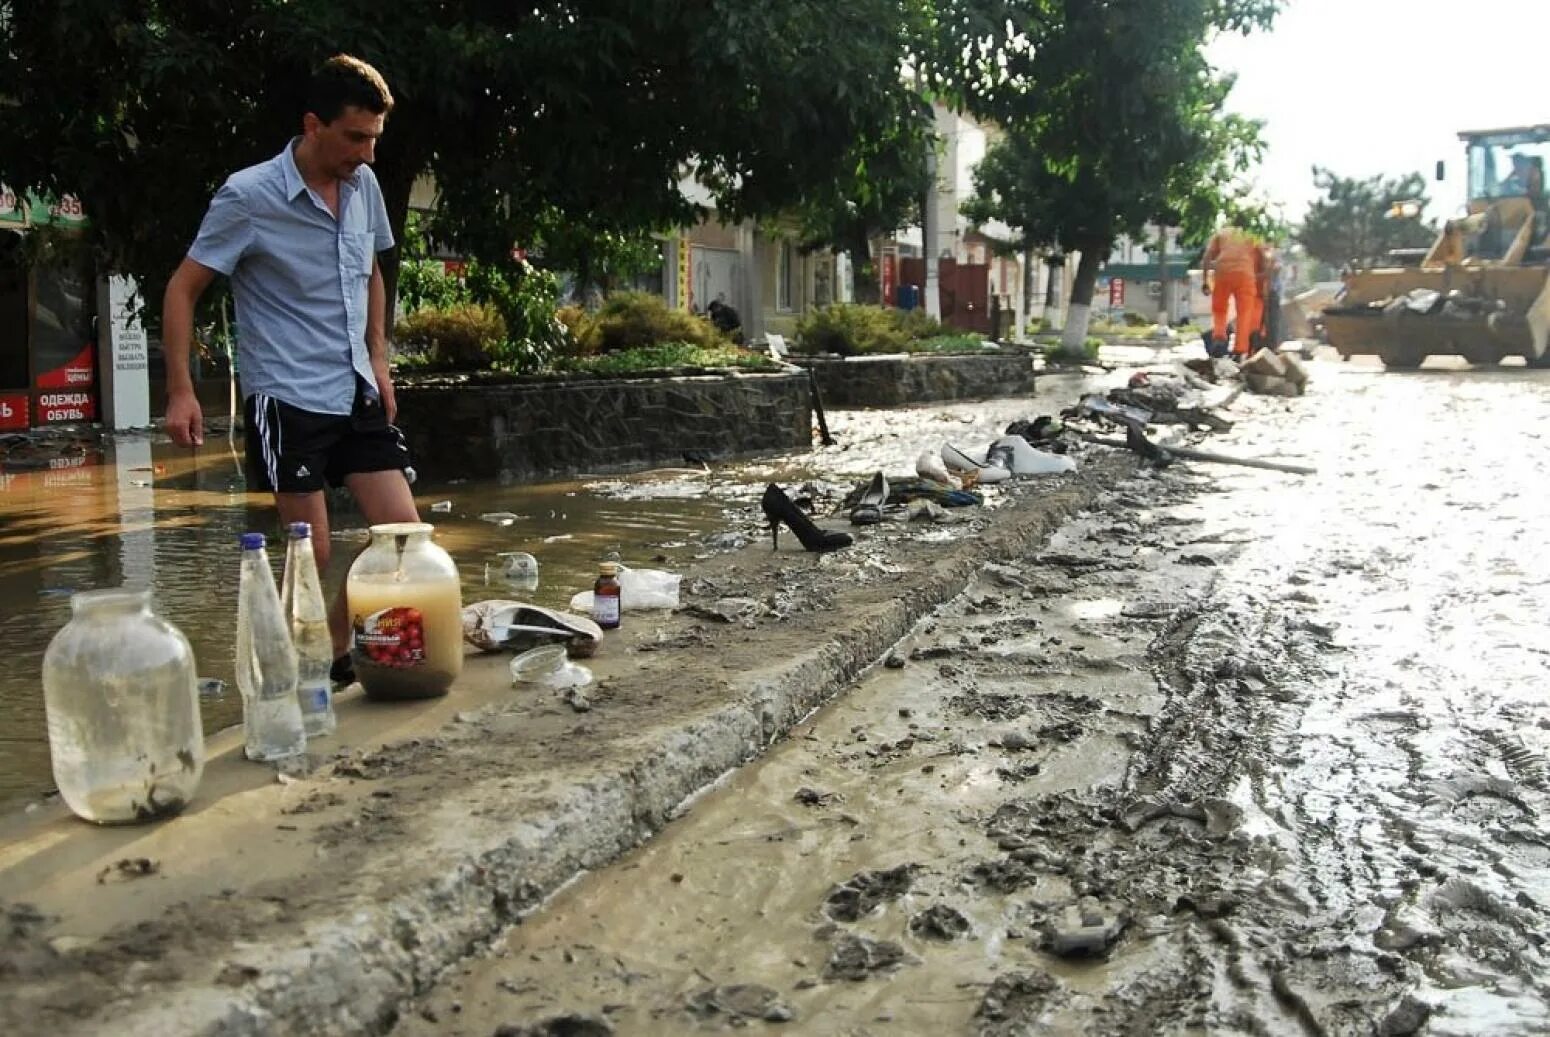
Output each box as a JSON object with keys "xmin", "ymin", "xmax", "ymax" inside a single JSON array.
[{"xmin": 776, "ymin": 240, "xmax": 795, "ymax": 311}]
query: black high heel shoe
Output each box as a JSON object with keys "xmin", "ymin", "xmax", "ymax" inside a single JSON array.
[
  {"xmin": 849, "ymin": 471, "xmax": 889, "ymax": 525},
  {"xmin": 761, "ymin": 484, "xmax": 853, "ymax": 552}
]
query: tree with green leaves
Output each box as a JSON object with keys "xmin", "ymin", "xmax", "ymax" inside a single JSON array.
[
  {"xmin": 0, "ymin": 1, "xmax": 921, "ymax": 322},
  {"xmin": 961, "ymin": 0, "xmax": 1280, "ymax": 348},
  {"xmin": 1295, "ymin": 168, "xmax": 1436, "ymax": 271}
]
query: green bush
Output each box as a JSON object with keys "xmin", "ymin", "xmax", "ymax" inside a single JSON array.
[
  {"xmin": 397, "ymin": 259, "xmax": 471, "ymax": 313},
  {"xmin": 794, "ymin": 303, "xmax": 908, "ymax": 355},
  {"xmin": 1122, "ymin": 310, "xmax": 1153, "ymax": 327},
  {"xmin": 586, "ymin": 292, "xmax": 727, "ymax": 353},
  {"xmin": 893, "ymin": 307, "xmax": 945, "ymax": 341},
  {"xmin": 395, "ymin": 303, "xmax": 507, "ymax": 370},
  {"xmin": 465, "ymin": 261, "xmax": 568, "ymax": 371},
  {"xmin": 549, "ymin": 342, "xmax": 778, "ymax": 376},
  {"xmin": 911, "ymin": 333, "xmax": 990, "ymax": 353}
]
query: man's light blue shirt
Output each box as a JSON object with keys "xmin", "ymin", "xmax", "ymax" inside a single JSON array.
[{"xmin": 188, "ymin": 140, "xmax": 394, "ymax": 415}]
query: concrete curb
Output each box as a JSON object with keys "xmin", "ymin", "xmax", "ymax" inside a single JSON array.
[{"xmin": 9, "ymin": 458, "xmax": 1131, "ymax": 1036}]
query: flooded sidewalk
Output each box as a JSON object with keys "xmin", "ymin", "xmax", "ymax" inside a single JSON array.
[{"xmin": 0, "ymin": 379, "xmax": 1122, "ymax": 1035}]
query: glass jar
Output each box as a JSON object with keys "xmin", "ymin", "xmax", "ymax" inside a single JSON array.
[
  {"xmin": 42, "ymin": 589, "xmax": 204, "ymax": 823},
  {"xmin": 347, "ymin": 522, "xmax": 464, "ymax": 700}
]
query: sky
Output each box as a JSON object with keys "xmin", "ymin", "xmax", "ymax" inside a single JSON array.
[{"xmin": 1207, "ymin": 0, "xmax": 1547, "ymax": 223}]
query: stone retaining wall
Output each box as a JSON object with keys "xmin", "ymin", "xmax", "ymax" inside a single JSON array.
[
  {"xmin": 394, "ymin": 371, "xmax": 812, "ymax": 483},
  {"xmin": 793, "ymin": 352, "xmax": 1036, "ymax": 408}
]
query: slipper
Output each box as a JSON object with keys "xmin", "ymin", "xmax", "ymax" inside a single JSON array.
[{"xmin": 941, "ymin": 442, "xmax": 1012, "ymax": 484}]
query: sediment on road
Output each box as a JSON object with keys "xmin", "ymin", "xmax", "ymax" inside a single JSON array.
[{"xmin": 0, "ymin": 451, "xmax": 1134, "ymax": 1037}]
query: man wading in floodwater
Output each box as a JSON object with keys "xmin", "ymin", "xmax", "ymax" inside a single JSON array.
[{"xmin": 161, "ymin": 54, "xmax": 418, "ymax": 688}]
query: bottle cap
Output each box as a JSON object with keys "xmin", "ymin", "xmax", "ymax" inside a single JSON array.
[
  {"xmin": 288, "ymin": 521, "xmax": 312, "ymax": 538},
  {"xmin": 240, "ymin": 532, "xmax": 266, "ymax": 550},
  {"xmin": 599, "ymin": 562, "xmax": 619, "ymax": 576}
]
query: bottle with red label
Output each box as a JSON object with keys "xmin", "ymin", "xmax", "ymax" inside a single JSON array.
[{"xmin": 346, "ymin": 522, "xmax": 463, "ymax": 700}]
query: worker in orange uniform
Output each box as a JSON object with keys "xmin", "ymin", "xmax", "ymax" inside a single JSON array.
[{"xmin": 1202, "ymin": 227, "xmax": 1266, "ymax": 358}]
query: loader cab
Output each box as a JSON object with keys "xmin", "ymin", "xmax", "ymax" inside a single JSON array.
[{"xmin": 1463, "ymin": 126, "xmax": 1550, "ymax": 205}]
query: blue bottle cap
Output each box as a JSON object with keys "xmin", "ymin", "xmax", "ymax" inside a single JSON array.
[
  {"xmin": 239, "ymin": 532, "xmax": 266, "ymax": 550},
  {"xmin": 288, "ymin": 521, "xmax": 312, "ymax": 538}
]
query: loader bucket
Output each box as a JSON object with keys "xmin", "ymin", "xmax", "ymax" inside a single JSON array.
[{"xmin": 1322, "ymin": 264, "xmax": 1550, "ymax": 368}]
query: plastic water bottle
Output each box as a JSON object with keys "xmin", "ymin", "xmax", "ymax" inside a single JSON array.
[
  {"xmin": 235, "ymin": 533, "xmax": 306, "ymax": 761},
  {"xmin": 280, "ymin": 522, "xmax": 337, "ymax": 739}
]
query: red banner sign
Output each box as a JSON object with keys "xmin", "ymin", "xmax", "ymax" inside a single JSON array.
[
  {"xmin": 0, "ymin": 393, "xmax": 29, "ymax": 431},
  {"xmin": 881, "ymin": 252, "xmax": 898, "ymax": 306},
  {"xmin": 1108, "ymin": 277, "xmax": 1126, "ymax": 309}
]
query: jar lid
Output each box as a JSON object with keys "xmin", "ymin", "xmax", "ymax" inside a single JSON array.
[
  {"xmin": 288, "ymin": 521, "xmax": 312, "ymax": 538},
  {"xmin": 598, "ymin": 562, "xmax": 619, "ymax": 576},
  {"xmin": 369, "ymin": 522, "xmax": 435, "ymax": 537},
  {"xmin": 240, "ymin": 532, "xmax": 266, "ymax": 550}
]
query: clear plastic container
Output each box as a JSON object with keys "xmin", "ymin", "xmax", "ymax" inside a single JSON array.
[
  {"xmin": 280, "ymin": 522, "xmax": 336, "ymax": 739},
  {"xmin": 509, "ymin": 644, "xmax": 593, "ymax": 690},
  {"xmin": 236, "ymin": 533, "xmax": 306, "ymax": 762},
  {"xmin": 42, "ymin": 589, "xmax": 203, "ymax": 823},
  {"xmin": 347, "ymin": 522, "xmax": 463, "ymax": 700}
]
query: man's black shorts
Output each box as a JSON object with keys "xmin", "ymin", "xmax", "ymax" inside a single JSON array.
[{"xmin": 244, "ymin": 380, "xmax": 412, "ymax": 494}]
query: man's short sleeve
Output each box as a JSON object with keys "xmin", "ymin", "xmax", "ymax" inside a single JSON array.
[
  {"xmin": 187, "ymin": 181, "xmax": 253, "ymax": 276},
  {"xmin": 370, "ymin": 178, "xmax": 394, "ymax": 253}
]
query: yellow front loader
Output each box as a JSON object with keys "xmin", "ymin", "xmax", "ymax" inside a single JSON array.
[{"xmin": 1322, "ymin": 124, "xmax": 1550, "ymax": 369}]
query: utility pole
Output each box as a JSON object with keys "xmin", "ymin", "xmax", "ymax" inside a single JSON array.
[
  {"xmin": 1157, "ymin": 224, "xmax": 1170, "ymax": 327},
  {"xmin": 921, "ymin": 105, "xmax": 942, "ymax": 322}
]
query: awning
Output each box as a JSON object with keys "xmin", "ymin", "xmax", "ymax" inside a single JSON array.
[{"xmin": 0, "ymin": 185, "xmax": 88, "ymax": 230}]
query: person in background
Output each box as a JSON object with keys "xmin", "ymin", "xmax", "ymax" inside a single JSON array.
[
  {"xmin": 161, "ymin": 54, "xmax": 416, "ymax": 688},
  {"xmin": 1202, "ymin": 225, "xmax": 1266, "ymax": 359},
  {"xmin": 707, "ymin": 295, "xmax": 743, "ymax": 343},
  {"xmin": 1258, "ymin": 247, "xmax": 1284, "ymax": 351}
]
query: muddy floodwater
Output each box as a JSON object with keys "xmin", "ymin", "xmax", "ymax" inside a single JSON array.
[
  {"xmin": 0, "ymin": 384, "xmax": 1095, "ymax": 811},
  {"xmin": 394, "ymin": 360, "xmax": 1550, "ymax": 1036}
]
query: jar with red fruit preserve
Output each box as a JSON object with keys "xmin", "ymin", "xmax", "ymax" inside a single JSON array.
[{"xmin": 346, "ymin": 522, "xmax": 463, "ymax": 700}]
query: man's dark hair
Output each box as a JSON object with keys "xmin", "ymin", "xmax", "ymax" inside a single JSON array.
[{"xmin": 305, "ymin": 54, "xmax": 394, "ymax": 124}]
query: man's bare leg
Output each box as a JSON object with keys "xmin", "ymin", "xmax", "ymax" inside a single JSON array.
[
  {"xmin": 274, "ymin": 491, "xmax": 340, "ymax": 648},
  {"xmin": 335, "ymin": 469, "xmax": 420, "ymax": 656}
]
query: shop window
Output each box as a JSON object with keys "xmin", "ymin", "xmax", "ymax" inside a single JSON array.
[{"xmin": 0, "ymin": 237, "xmax": 28, "ymax": 390}]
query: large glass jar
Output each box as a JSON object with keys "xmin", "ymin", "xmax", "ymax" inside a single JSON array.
[
  {"xmin": 42, "ymin": 589, "xmax": 204, "ymax": 823},
  {"xmin": 347, "ymin": 522, "xmax": 463, "ymax": 700}
]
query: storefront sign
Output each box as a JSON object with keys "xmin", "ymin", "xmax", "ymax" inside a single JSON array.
[
  {"xmin": 1108, "ymin": 277, "xmax": 1126, "ymax": 309},
  {"xmin": 101, "ymin": 275, "xmax": 150, "ymax": 428},
  {"xmin": 0, "ymin": 392, "xmax": 29, "ymax": 431},
  {"xmin": 37, "ymin": 390, "xmax": 96, "ymax": 423},
  {"xmin": 881, "ymin": 251, "xmax": 898, "ymax": 306},
  {"xmin": 676, "ymin": 236, "xmax": 692, "ymax": 311},
  {"xmin": 0, "ymin": 184, "xmax": 24, "ymax": 228}
]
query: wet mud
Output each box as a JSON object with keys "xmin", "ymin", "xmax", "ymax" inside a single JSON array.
[{"xmin": 392, "ymin": 364, "xmax": 1550, "ymax": 1036}]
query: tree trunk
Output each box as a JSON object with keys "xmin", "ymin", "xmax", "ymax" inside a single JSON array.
[
  {"xmin": 376, "ymin": 161, "xmax": 418, "ymax": 336},
  {"xmin": 922, "ymin": 132, "xmax": 942, "ymax": 321},
  {"xmin": 849, "ymin": 227, "xmax": 879, "ymax": 304},
  {"xmin": 1060, "ymin": 242, "xmax": 1103, "ymax": 351}
]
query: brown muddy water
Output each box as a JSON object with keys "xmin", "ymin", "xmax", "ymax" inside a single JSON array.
[
  {"xmin": 395, "ymin": 359, "xmax": 1550, "ymax": 1036},
  {"xmin": 0, "ymin": 380, "xmax": 1095, "ymax": 812}
]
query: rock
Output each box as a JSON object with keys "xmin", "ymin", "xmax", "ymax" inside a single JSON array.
[
  {"xmin": 823, "ymin": 865, "xmax": 919, "ymax": 922},
  {"xmin": 794, "ymin": 787, "xmax": 838, "ymax": 807},
  {"xmin": 686, "ymin": 983, "xmax": 794, "ymax": 1022},
  {"xmin": 884, "ymin": 653, "xmax": 907, "ymax": 669},
  {"xmin": 493, "ymin": 1016, "xmax": 615, "ymax": 1037},
  {"xmin": 908, "ymin": 904, "xmax": 973, "ymax": 941},
  {"xmin": 1378, "ymin": 995, "xmax": 1433, "ymax": 1036},
  {"xmin": 974, "ymin": 971, "xmax": 1060, "ymax": 1027},
  {"xmin": 823, "ymin": 934, "xmax": 912, "ymax": 981}
]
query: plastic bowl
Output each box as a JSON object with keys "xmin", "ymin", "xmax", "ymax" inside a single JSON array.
[{"xmin": 510, "ymin": 644, "xmax": 593, "ymax": 690}]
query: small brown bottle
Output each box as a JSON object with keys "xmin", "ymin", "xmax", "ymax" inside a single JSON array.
[{"xmin": 592, "ymin": 562, "xmax": 622, "ymax": 630}]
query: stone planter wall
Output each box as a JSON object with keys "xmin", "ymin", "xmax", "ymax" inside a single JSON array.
[
  {"xmin": 793, "ymin": 352, "xmax": 1036, "ymax": 408},
  {"xmin": 394, "ymin": 371, "xmax": 811, "ymax": 483}
]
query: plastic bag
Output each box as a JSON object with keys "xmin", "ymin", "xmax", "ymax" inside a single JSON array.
[{"xmin": 570, "ymin": 564, "xmax": 681, "ymax": 612}]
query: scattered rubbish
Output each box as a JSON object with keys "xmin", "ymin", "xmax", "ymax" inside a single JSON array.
[
  {"xmin": 197, "ymin": 677, "xmax": 227, "ymax": 699},
  {"xmin": 794, "ymin": 786, "xmax": 840, "ymax": 807},
  {"xmin": 686, "ymin": 984, "xmax": 795, "ymax": 1023},
  {"xmin": 591, "ymin": 562, "xmax": 622, "ymax": 630},
  {"xmin": 485, "ymin": 551, "xmax": 540, "ymax": 592},
  {"xmin": 915, "ymin": 448, "xmax": 956, "ymax": 486},
  {"xmin": 129, "ymin": 479, "xmax": 151, "ymax": 488},
  {"xmin": 1240, "ymin": 348, "xmax": 1309, "ymax": 397},
  {"xmin": 824, "ymin": 865, "xmax": 919, "ymax": 922},
  {"xmin": 561, "ymin": 686, "xmax": 592, "ymax": 712},
  {"xmin": 1083, "ymin": 432, "xmax": 1315, "ymax": 475},
  {"xmin": 906, "ymin": 498, "xmax": 953, "ymax": 523},
  {"xmin": 986, "ymin": 435, "xmax": 1077, "ymax": 475},
  {"xmin": 492, "ymin": 1015, "xmax": 615, "ymax": 1037},
  {"xmin": 463, "ymin": 601, "xmax": 602, "ymax": 657},
  {"xmin": 570, "ymin": 565, "xmax": 681, "ymax": 612},
  {"xmin": 429, "ymin": 500, "xmax": 452, "ymax": 513},
  {"xmin": 702, "ymin": 531, "xmax": 749, "ymax": 551},
  {"xmin": 510, "ymin": 644, "xmax": 593, "ymax": 692},
  {"xmin": 95, "ymin": 857, "xmax": 160, "ymax": 883},
  {"xmin": 479, "ymin": 512, "xmax": 520, "ymax": 526},
  {"xmin": 1042, "ymin": 899, "xmax": 1127, "ymax": 957},
  {"xmin": 542, "ymin": 533, "xmax": 573, "ymax": 544},
  {"xmin": 684, "ymin": 597, "xmax": 764, "ymax": 624}
]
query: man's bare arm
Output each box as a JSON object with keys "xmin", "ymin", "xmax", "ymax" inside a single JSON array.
[{"xmin": 162, "ymin": 258, "xmax": 218, "ymax": 446}]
